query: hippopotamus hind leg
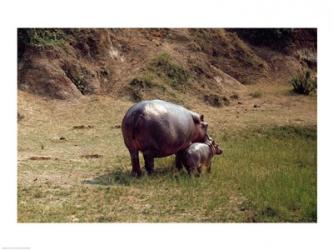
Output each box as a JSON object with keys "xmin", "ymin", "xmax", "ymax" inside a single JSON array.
[
  {"xmin": 184, "ymin": 159, "xmax": 197, "ymax": 176},
  {"xmin": 130, "ymin": 150, "xmax": 142, "ymax": 177},
  {"xmin": 143, "ymin": 153, "xmax": 154, "ymax": 175}
]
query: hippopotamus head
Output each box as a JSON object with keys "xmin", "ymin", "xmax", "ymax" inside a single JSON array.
[
  {"xmin": 197, "ymin": 121, "xmax": 209, "ymax": 141},
  {"xmin": 206, "ymin": 137, "xmax": 223, "ymax": 155},
  {"xmin": 212, "ymin": 140, "xmax": 223, "ymax": 155},
  {"xmin": 190, "ymin": 113, "xmax": 209, "ymax": 142}
]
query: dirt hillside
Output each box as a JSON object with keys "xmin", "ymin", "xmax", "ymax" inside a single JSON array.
[{"xmin": 18, "ymin": 28, "xmax": 316, "ymax": 105}]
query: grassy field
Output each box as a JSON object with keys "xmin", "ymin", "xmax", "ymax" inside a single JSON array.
[{"xmin": 17, "ymin": 84, "xmax": 317, "ymax": 222}]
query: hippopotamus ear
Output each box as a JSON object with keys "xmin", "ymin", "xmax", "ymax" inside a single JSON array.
[{"xmin": 200, "ymin": 114, "xmax": 204, "ymax": 121}]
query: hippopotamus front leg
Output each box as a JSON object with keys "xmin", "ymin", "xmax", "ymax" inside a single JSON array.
[
  {"xmin": 130, "ymin": 150, "xmax": 142, "ymax": 177},
  {"xmin": 143, "ymin": 153, "xmax": 154, "ymax": 175}
]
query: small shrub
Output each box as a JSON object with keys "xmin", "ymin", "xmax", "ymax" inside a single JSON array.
[
  {"xmin": 290, "ymin": 71, "xmax": 317, "ymax": 95},
  {"xmin": 129, "ymin": 75, "xmax": 156, "ymax": 101},
  {"xmin": 130, "ymin": 77, "xmax": 153, "ymax": 89},
  {"xmin": 204, "ymin": 94, "xmax": 230, "ymax": 107},
  {"xmin": 249, "ymin": 91, "xmax": 263, "ymax": 98}
]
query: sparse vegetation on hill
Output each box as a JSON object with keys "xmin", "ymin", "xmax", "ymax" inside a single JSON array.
[{"xmin": 18, "ymin": 28, "xmax": 316, "ymax": 101}]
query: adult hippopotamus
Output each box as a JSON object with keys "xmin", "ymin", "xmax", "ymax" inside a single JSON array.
[{"xmin": 121, "ymin": 100, "xmax": 209, "ymax": 176}]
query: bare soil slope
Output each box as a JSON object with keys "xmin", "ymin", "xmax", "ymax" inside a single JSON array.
[{"xmin": 18, "ymin": 28, "xmax": 316, "ymax": 104}]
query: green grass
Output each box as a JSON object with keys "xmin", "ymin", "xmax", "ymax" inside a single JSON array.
[
  {"xmin": 219, "ymin": 125, "xmax": 317, "ymax": 222},
  {"xmin": 18, "ymin": 116, "xmax": 317, "ymax": 222},
  {"xmin": 150, "ymin": 53, "xmax": 190, "ymax": 88}
]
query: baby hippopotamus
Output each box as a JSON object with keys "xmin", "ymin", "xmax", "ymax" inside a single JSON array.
[{"xmin": 180, "ymin": 139, "xmax": 223, "ymax": 176}]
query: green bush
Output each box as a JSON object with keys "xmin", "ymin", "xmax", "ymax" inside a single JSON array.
[
  {"xmin": 18, "ymin": 28, "xmax": 65, "ymax": 47},
  {"xmin": 290, "ymin": 71, "xmax": 317, "ymax": 95}
]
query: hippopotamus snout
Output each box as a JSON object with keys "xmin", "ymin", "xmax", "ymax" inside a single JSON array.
[
  {"xmin": 215, "ymin": 145, "xmax": 223, "ymax": 155},
  {"xmin": 206, "ymin": 137, "xmax": 223, "ymax": 155}
]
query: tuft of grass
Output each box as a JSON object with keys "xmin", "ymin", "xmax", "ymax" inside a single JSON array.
[
  {"xmin": 290, "ymin": 71, "xmax": 317, "ymax": 95},
  {"xmin": 249, "ymin": 90, "xmax": 263, "ymax": 98}
]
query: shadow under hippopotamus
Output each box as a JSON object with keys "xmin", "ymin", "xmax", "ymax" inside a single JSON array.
[{"xmin": 82, "ymin": 165, "xmax": 179, "ymax": 186}]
